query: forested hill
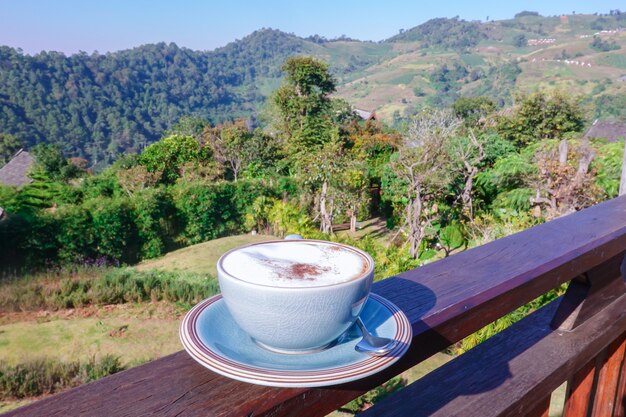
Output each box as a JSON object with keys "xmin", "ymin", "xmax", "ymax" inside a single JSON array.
[
  {"xmin": 0, "ymin": 29, "xmax": 309, "ymax": 166},
  {"xmin": 1, "ymin": 11, "xmax": 626, "ymax": 167}
]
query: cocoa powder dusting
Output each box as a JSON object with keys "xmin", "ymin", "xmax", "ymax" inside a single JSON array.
[{"xmin": 288, "ymin": 263, "xmax": 331, "ymax": 280}]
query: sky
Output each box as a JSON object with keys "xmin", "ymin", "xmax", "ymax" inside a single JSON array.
[{"xmin": 0, "ymin": 0, "xmax": 624, "ymax": 55}]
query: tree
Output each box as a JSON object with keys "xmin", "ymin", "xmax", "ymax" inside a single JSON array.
[
  {"xmin": 451, "ymin": 130, "xmax": 486, "ymax": 219},
  {"xmin": 272, "ymin": 56, "xmax": 336, "ymax": 155},
  {"xmin": 392, "ymin": 109, "xmax": 461, "ymax": 258},
  {"xmin": 294, "ymin": 136, "xmax": 345, "ymax": 234},
  {"xmin": 139, "ymin": 134, "xmax": 210, "ymax": 183},
  {"xmin": 452, "ymin": 96, "xmax": 496, "ymax": 127},
  {"xmin": 513, "ymin": 34, "xmax": 527, "ymax": 47},
  {"xmin": 168, "ymin": 116, "xmax": 210, "ymax": 142},
  {"xmin": 335, "ymin": 157, "xmax": 370, "ymax": 232},
  {"xmin": 31, "ymin": 143, "xmax": 82, "ymax": 182},
  {"xmin": 204, "ymin": 120, "xmax": 252, "ymax": 181},
  {"xmin": 271, "ymin": 57, "xmax": 349, "ymax": 234},
  {"xmin": 590, "ymin": 36, "xmax": 620, "ymax": 52},
  {"xmin": 497, "ymin": 91, "xmax": 585, "ymax": 147},
  {"xmin": 204, "ymin": 119, "xmax": 279, "ymax": 181},
  {"xmin": 529, "ymin": 141, "xmax": 601, "ymax": 219},
  {"xmin": 116, "ymin": 165, "xmax": 162, "ymax": 196},
  {"xmin": 0, "ymin": 133, "xmax": 22, "ymax": 166}
]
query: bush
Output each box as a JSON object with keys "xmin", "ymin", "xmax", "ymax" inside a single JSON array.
[
  {"xmin": 172, "ymin": 179, "xmax": 286, "ymax": 245},
  {"xmin": 0, "ymin": 355, "xmax": 125, "ymax": 400},
  {"xmin": 0, "ymin": 268, "xmax": 219, "ymax": 312}
]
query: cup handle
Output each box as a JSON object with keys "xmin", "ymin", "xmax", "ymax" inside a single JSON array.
[{"xmin": 284, "ymin": 234, "xmax": 304, "ymax": 240}]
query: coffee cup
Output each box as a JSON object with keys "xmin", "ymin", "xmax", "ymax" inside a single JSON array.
[{"xmin": 217, "ymin": 239, "xmax": 374, "ymax": 353}]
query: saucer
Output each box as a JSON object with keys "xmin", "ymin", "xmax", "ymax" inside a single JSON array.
[{"xmin": 179, "ymin": 292, "xmax": 412, "ymax": 387}]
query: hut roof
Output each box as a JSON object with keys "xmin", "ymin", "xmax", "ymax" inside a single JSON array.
[
  {"xmin": 354, "ymin": 108, "xmax": 376, "ymax": 121},
  {"xmin": 0, "ymin": 149, "xmax": 34, "ymax": 187},
  {"xmin": 584, "ymin": 120, "xmax": 626, "ymax": 142}
]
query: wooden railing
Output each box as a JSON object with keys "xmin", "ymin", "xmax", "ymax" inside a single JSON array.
[{"xmin": 6, "ymin": 195, "xmax": 626, "ymax": 417}]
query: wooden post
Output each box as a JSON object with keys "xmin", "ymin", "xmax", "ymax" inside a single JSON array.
[
  {"xmin": 563, "ymin": 359, "xmax": 596, "ymax": 417},
  {"xmin": 559, "ymin": 139, "xmax": 569, "ymax": 166},
  {"xmin": 591, "ymin": 336, "xmax": 626, "ymax": 416}
]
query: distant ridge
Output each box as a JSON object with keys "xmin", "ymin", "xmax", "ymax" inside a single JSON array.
[{"xmin": 0, "ymin": 11, "xmax": 625, "ymax": 166}]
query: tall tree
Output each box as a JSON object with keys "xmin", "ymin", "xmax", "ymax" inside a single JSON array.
[
  {"xmin": 272, "ymin": 56, "xmax": 345, "ymax": 234},
  {"xmin": 272, "ymin": 56, "xmax": 336, "ymax": 156}
]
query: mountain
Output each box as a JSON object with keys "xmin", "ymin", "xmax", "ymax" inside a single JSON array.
[
  {"xmin": 0, "ymin": 12, "xmax": 625, "ymax": 166},
  {"xmin": 0, "ymin": 29, "xmax": 310, "ymax": 166},
  {"xmin": 335, "ymin": 12, "xmax": 626, "ymax": 121}
]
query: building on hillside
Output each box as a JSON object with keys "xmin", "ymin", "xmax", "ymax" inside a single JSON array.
[
  {"xmin": 0, "ymin": 149, "xmax": 34, "ymax": 187},
  {"xmin": 354, "ymin": 108, "xmax": 377, "ymax": 121},
  {"xmin": 584, "ymin": 120, "xmax": 626, "ymax": 142}
]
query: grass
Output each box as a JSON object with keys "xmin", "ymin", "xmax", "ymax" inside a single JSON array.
[
  {"xmin": 0, "ymin": 303, "xmax": 184, "ymax": 366},
  {"xmin": 0, "ymin": 302, "xmax": 183, "ymax": 412},
  {"xmin": 136, "ymin": 233, "xmax": 276, "ymax": 275},
  {"xmin": 600, "ymin": 53, "xmax": 626, "ymax": 70},
  {"xmin": 460, "ymin": 53, "xmax": 486, "ymax": 66},
  {"xmin": 386, "ymin": 72, "xmax": 415, "ymax": 85},
  {"xmin": 0, "ymin": 399, "xmax": 31, "ymax": 414}
]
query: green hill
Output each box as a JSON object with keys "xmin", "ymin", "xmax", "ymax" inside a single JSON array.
[
  {"xmin": 1, "ymin": 12, "xmax": 625, "ymax": 166},
  {"xmin": 136, "ymin": 233, "xmax": 276, "ymax": 275}
]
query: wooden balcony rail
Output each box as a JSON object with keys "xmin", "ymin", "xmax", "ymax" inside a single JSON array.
[{"xmin": 6, "ymin": 195, "xmax": 626, "ymax": 417}]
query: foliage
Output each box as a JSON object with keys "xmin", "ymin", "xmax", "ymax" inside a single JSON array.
[
  {"xmin": 31, "ymin": 144, "xmax": 83, "ymax": 182},
  {"xmin": 388, "ymin": 17, "xmax": 485, "ymax": 51},
  {"xmin": 0, "ymin": 30, "xmax": 307, "ymax": 164},
  {"xmin": 0, "ymin": 133, "xmax": 21, "ymax": 166},
  {"xmin": 452, "ymin": 96, "xmax": 496, "ymax": 126},
  {"xmin": 590, "ymin": 36, "xmax": 621, "ymax": 52},
  {"xmin": 171, "ymin": 179, "xmax": 284, "ymax": 245},
  {"xmin": 139, "ymin": 135, "xmax": 210, "ymax": 184},
  {"xmin": 272, "ymin": 56, "xmax": 337, "ymax": 155},
  {"xmin": 512, "ymin": 34, "xmax": 527, "ymax": 47},
  {"xmin": 592, "ymin": 140, "xmax": 624, "ymax": 198},
  {"xmin": 438, "ymin": 222, "xmax": 466, "ymax": 256},
  {"xmin": 497, "ymin": 91, "xmax": 585, "ymax": 146},
  {"xmin": 0, "ymin": 268, "xmax": 219, "ymax": 312},
  {"xmin": 593, "ymin": 94, "xmax": 626, "ymax": 121}
]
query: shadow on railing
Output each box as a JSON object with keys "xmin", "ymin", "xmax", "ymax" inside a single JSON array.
[{"xmin": 6, "ymin": 195, "xmax": 626, "ymax": 417}]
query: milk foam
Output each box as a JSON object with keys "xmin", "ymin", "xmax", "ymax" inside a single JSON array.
[{"xmin": 220, "ymin": 241, "xmax": 368, "ymax": 288}]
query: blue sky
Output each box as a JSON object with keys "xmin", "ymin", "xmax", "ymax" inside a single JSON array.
[{"xmin": 0, "ymin": 0, "xmax": 624, "ymax": 55}]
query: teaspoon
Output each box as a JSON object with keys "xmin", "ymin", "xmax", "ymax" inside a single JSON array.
[{"xmin": 354, "ymin": 317, "xmax": 398, "ymax": 356}]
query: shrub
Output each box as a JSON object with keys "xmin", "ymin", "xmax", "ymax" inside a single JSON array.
[
  {"xmin": 0, "ymin": 355, "xmax": 125, "ymax": 400},
  {"xmin": 0, "ymin": 268, "xmax": 219, "ymax": 312}
]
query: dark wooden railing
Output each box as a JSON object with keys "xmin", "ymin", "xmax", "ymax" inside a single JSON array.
[{"xmin": 6, "ymin": 195, "xmax": 626, "ymax": 417}]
